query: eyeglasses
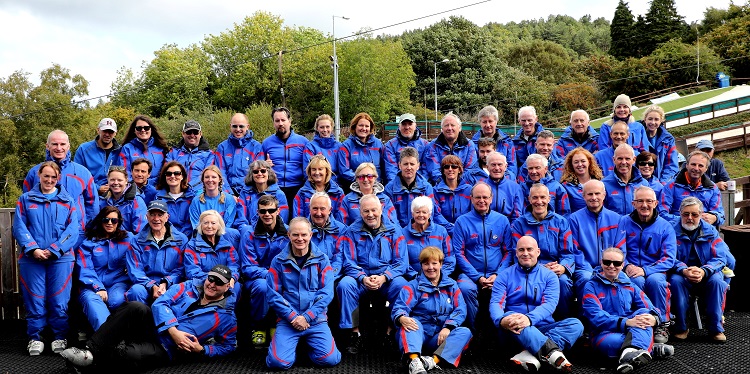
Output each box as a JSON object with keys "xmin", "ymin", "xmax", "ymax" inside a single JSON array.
[
  {"xmin": 442, "ymin": 164, "xmax": 460, "ymax": 170},
  {"xmin": 231, "ymin": 124, "xmax": 246, "ymax": 129},
  {"xmin": 135, "ymin": 126, "xmax": 151, "ymax": 132},
  {"xmin": 259, "ymin": 208, "xmax": 278, "ymax": 215},
  {"xmin": 681, "ymin": 212, "xmax": 701, "ymax": 218},
  {"xmin": 184, "ymin": 130, "xmax": 200, "ymax": 136},
  {"xmin": 252, "ymin": 169, "xmax": 267, "ymax": 175},
  {"xmin": 633, "ymin": 199, "xmax": 656, "ymax": 205},
  {"xmin": 207, "ymin": 275, "xmax": 227, "ymax": 286},
  {"xmin": 638, "ymin": 161, "xmax": 655, "ymax": 167},
  {"xmin": 102, "ymin": 217, "xmax": 120, "ymax": 225},
  {"xmin": 164, "ymin": 171, "xmax": 183, "ymax": 177},
  {"xmin": 602, "ymin": 259, "xmax": 623, "ymax": 267},
  {"xmin": 356, "ymin": 174, "xmax": 376, "ymax": 180}
]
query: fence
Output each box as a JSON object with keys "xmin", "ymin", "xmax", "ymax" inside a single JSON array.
[{"xmin": 666, "ymin": 95, "xmax": 750, "ymax": 129}]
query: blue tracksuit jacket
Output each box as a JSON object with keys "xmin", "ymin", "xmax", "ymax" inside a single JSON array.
[
  {"xmin": 422, "ymin": 132, "xmax": 479, "ymax": 185},
  {"xmin": 152, "ymin": 188, "xmax": 195, "ymax": 238},
  {"xmin": 520, "ymin": 174, "xmax": 571, "ymax": 216},
  {"xmin": 602, "ymin": 167, "xmax": 650, "ymax": 215},
  {"xmin": 403, "ymin": 221, "xmax": 454, "ymax": 278},
  {"xmin": 384, "ymin": 172, "xmax": 448, "ymax": 228},
  {"xmin": 553, "ymin": 126, "xmax": 600, "ymax": 160},
  {"xmin": 511, "ymin": 206, "xmax": 576, "ymax": 274},
  {"xmin": 215, "ymin": 130, "xmax": 264, "ymax": 192},
  {"xmin": 293, "ymin": 179, "xmax": 345, "ymax": 222},
  {"xmin": 262, "ymin": 130, "xmax": 309, "ymax": 188},
  {"xmin": 384, "ymin": 128, "xmax": 429, "ymax": 184},
  {"xmin": 644, "ymin": 125, "xmax": 679, "ymax": 182},
  {"xmin": 184, "ymin": 234, "xmax": 240, "ymax": 283},
  {"xmin": 99, "ymin": 183, "xmax": 147, "ymax": 233},
  {"xmin": 338, "ymin": 182, "xmax": 397, "ymax": 225},
  {"xmin": 239, "ymin": 219, "xmax": 290, "ymax": 282},
  {"xmin": 569, "ymin": 207, "xmax": 627, "ymax": 274},
  {"xmin": 73, "ymin": 137, "xmax": 122, "ymax": 187},
  {"xmin": 599, "ymin": 116, "xmax": 648, "ymax": 153},
  {"xmin": 453, "ymin": 209, "xmax": 513, "ymax": 281},
  {"xmin": 302, "ymin": 133, "xmax": 343, "ymax": 177},
  {"xmin": 118, "ymin": 137, "xmax": 166, "ymax": 186},
  {"xmin": 238, "ymin": 183, "xmax": 290, "ymax": 225},
  {"xmin": 127, "ymin": 224, "xmax": 188, "ymax": 298},
  {"xmin": 311, "ymin": 218, "xmax": 348, "ymax": 280},
  {"xmin": 338, "ymin": 218, "xmax": 408, "ymax": 282},
  {"xmin": 76, "ymin": 233, "xmax": 133, "ymax": 292},
  {"xmin": 512, "ymin": 123, "xmax": 545, "ymax": 168},
  {"xmin": 489, "ymin": 263, "xmax": 560, "ymax": 328},
  {"xmin": 472, "ymin": 128, "xmax": 518, "ymax": 181},
  {"xmin": 659, "ymin": 170, "xmax": 725, "ymax": 227},
  {"xmin": 166, "ymin": 138, "xmax": 217, "ymax": 187},
  {"xmin": 337, "ymin": 134, "xmax": 385, "ymax": 185},
  {"xmin": 433, "ymin": 179, "xmax": 473, "ymax": 236},
  {"xmin": 189, "ymin": 191, "xmax": 248, "ymax": 231}
]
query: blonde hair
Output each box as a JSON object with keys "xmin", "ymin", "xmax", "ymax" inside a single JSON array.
[{"xmin": 198, "ymin": 165, "xmax": 226, "ymax": 204}]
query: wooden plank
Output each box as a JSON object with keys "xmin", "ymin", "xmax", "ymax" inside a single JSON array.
[
  {"xmin": 0, "ymin": 208, "xmax": 20, "ymax": 320},
  {"xmin": 733, "ymin": 199, "xmax": 750, "ymax": 209}
]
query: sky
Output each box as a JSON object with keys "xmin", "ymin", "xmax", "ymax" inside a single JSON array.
[{"xmin": 0, "ymin": 0, "xmax": 733, "ymax": 104}]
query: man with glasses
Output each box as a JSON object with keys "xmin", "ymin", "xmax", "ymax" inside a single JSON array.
[
  {"xmin": 660, "ymin": 150, "xmax": 725, "ymax": 228},
  {"xmin": 670, "ymin": 197, "xmax": 730, "ymax": 343},
  {"xmin": 216, "ymin": 112, "xmax": 264, "ymax": 193},
  {"xmin": 581, "ymin": 247, "xmax": 674, "ymax": 373},
  {"xmin": 166, "ymin": 120, "xmax": 218, "ymax": 187},
  {"xmin": 74, "ymin": 118, "xmax": 122, "ymax": 193},
  {"xmin": 483, "ymin": 152, "xmax": 523, "ymax": 223},
  {"xmin": 240, "ymin": 195, "xmax": 290, "ymax": 348},
  {"xmin": 618, "ymin": 186, "xmax": 676, "ymax": 344},
  {"xmin": 61, "ymin": 265, "xmax": 236, "ymax": 371},
  {"xmin": 513, "ymin": 106, "xmax": 545, "ymax": 169},
  {"xmin": 602, "ymin": 144, "xmax": 649, "ymax": 215},
  {"xmin": 262, "ymin": 107, "xmax": 309, "ymax": 204}
]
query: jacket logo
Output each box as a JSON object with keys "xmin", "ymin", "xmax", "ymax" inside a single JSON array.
[
  {"xmin": 29, "ymin": 204, "xmax": 38, "ymax": 209},
  {"xmin": 470, "ymin": 233, "xmax": 478, "ymax": 239}
]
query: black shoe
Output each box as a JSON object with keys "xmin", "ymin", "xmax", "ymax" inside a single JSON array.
[{"xmin": 347, "ymin": 332, "xmax": 362, "ymax": 355}]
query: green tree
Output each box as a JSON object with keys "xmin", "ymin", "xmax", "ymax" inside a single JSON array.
[
  {"xmin": 504, "ymin": 40, "xmax": 578, "ymax": 84},
  {"xmin": 641, "ymin": 0, "xmax": 687, "ymax": 56},
  {"xmin": 703, "ymin": 12, "xmax": 750, "ymax": 77},
  {"xmin": 610, "ymin": 0, "xmax": 636, "ymax": 58},
  {"xmin": 648, "ymin": 39, "xmax": 727, "ymax": 84}
]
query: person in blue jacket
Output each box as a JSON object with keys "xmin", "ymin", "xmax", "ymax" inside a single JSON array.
[
  {"xmin": 392, "ymin": 246, "xmax": 472, "ymax": 374},
  {"xmin": 61, "ymin": 265, "xmax": 236, "ymax": 371},
  {"xmin": 553, "ymin": 110, "xmax": 599, "ymax": 160},
  {"xmin": 76, "ymin": 206, "xmax": 133, "ymax": 331},
  {"xmin": 433, "ymin": 155, "xmax": 473, "ymax": 236},
  {"xmin": 636, "ymin": 152, "xmax": 665, "ymax": 198},
  {"xmin": 642, "ymin": 105, "xmax": 679, "ymax": 182},
  {"xmin": 483, "ymin": 152, "xmax": 524, "ymax": 223},
  {"xmin": 183, "ymin": 210, "xmax": 240, "ymax": 297},
  {"xmin": 384, "ymin": 147, "xmax": 447, "ymax": 228},
  {"xmin": 473, "ymin": 105, "xmax": 517, "ymax": 180},
  {"xmin": 337, "ymin": 112, "xmax": 385, "ymax": 187},
  {"xmin": 384, "ymin": 113, "xmax": 429, "ymax": 184},
  {"xmin": 126, "ymin": 200, "xmax": 188, "ymax": 304},
  {"xmin": 189, "ymin": 165, "xmax": 247, "ymax": 231},
  {"xmin": 263, "ymin": 107, "xmax": 309, "ymax": 204},
  {"xmin": 599, "ymin": 94, "xmax": 648, "ymax": 153},
  {"xmin": 24, "ymin": 130, "xmax": 98, "ymax": 226},
  {"xmin": 659, "ymin": 151, "xmax": 725, "ymax": 228},
  {"xmin": 511, "ymin": 183, "xmax": 577, "ymax": 318},
  {"xmin": 335, "ymin": 194, "xmax": 409, "ymax": 354},
  {"xmin": 520, "ymin": 154, "xmax": 570, "ymax": 216},
  {"xmin": 215, "ymin": 112, "xmax": 264, "ymax": 193},
  {"xmin": 239, "ymin": 160, "xmax": 290, "ymax": 225},
  {"xmin": 265, "ymin": 217, "xmax": 342, "ymax": 369},
  {"xmin": 165, "ymin": 120, "xmax": 217, "ymax": 187},
  {"xmin": 517, "ymin": 131, "xmax": 564, "ymax": 183},
  {"xmin": 129, "ymin": 158, "xmax": 158, "ymax": 204},
  {"xmin": 403, "ymin": 196, "xmax": 454, "ymax": 279},
  {"xmin": 568, "ymin": 180, "xmax": 626, "ymax": 299},
  {"xmin": 239, "ymin": 195, "xmax": 290, "ymax": 347},
  {"xmin": 490, "ymin": 235, "xmax": 583, "ymax": 372},
  {"xmin": 581, "ymin": 247, "xmax": 674, "ymax": 373},
  {"xmin": 339, "ymin": 162, "xmax": 397, "ymax": 225},
  {"xmin": 14, "ymin": 161, "xmax": 81, "ymax": 356},
  {"xmin": 293, "ymin": 155, "xmax": 345, "ymax": 221},
  {"xmin": 74, "ymin": 117, "xmax": 121, "ymax": 192},
  {"xmin": 560, "ymin": 148, "xmax": 603, "ymax": 214},
  {"xmin": 513, "ymin": 106, "xmax": 545, "ymax": 169},
  {"xmin": 670, "ymin": 197, "xmax": 730, "ymax": 343},
  {"xmin": 596, "ymin": 121, "xmax": 639, "ymax": 178},
  {"xmin": 153, "ymin": 161, "xmax": 195, "ymax": 237},
  {"xmin": 619, "ymin": 186, "xmax": 676, "ymax": 344},
  {"xmin": 453, "ymin": 182, "xmax": 513, "ymax": 330},
  {"xmin": 422, "ymin": 112, "xmax": 479, "ymax": 185},
  {"xmin": 118, "ymin": 115, "xmax": 169, "ymax": 186},
  {"xmin": 602, "ymin": 144, "xmax": 650, "ymax": 216},
  {"xmin": 697, "ymin": 139, "xmax": 731, "ymax": 191},
  {"xmin": 304, "ymin": 114, "xmax": 343, "ymax": 178},
  {"xmin": 99, "ymin": 166, "xmax": 147, "ymax": 233},
  {"xmin": 309, "ymin": 192, "xmax": 347, "ymax": 280}
]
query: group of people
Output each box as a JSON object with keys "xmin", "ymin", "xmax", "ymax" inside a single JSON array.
[{"xmin": 11, "ymin": 97, "xmax": 735, "ymax": 374}]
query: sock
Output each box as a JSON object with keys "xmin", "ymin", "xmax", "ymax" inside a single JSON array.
[
  {"xmin": 433, "ymin": 355, "xmax": 440, "ymax": 364},
  {"xmin": 409, "ymin": 353, "xmax": 419, "ymax": 360}
]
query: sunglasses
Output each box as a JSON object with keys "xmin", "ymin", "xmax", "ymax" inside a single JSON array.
[
  {"xmin": 207, "ymin": 275, "xmax": 227, "ymax": 286},
  {"xmin": 681, "ymin": 212, "xmax": 701, "ymax": 218},
  {"xmin": 231, "ymin": 124, "xmax": 246, "ymax": 129},
  {"xmin": 259, "ymin": 208, "xmax": 278, "ymax": 215},
  {"xmin": 164, "ymin": 171, "xmax": 183, "ymax": 177},
  {"xmin": 252, "ymin": 169, "xmax": 267, "ymax": 175},
  {"xmin": 602, "ymin": 259, "xmax": 623, "ymax": 267},
  {"xmin": 135, "ymin": 126, "xmax": 151, "ymax": 132},
  {"xmin": 442, "ymin": 164, "xmax": 460, "ymax": 170},
  {"xmin": 102, "ymin": 217, "xmax": 120, "ymax": 225},
  {"xmin": 356, "ymin": 174, "xmax": 376, "ymax": 180},
  {"xmin": 638, "ymin": 161, "xmax": 655, "ymax": 167},
  {"xmin": 184, "ymin": 130, "xmax": 200, "ymax": 136}
]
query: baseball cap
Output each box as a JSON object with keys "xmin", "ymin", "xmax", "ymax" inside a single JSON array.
[
  {"xmin": 208, "ymin": 265, "xmax": 232, "ymax": 285},
  {"xmin": 696, "ymin": 139, "xmax": 714, "ymax": 150},
  {"xmin": 147, "ymin": 200, "xmax": 168, "ymax": 213},
  {"xmin": 98, "ymin": 118, "xmax": 117, "ymax": 132},
  {"xmin": 398, "ymin": 113, "xmax": 416, "ymax": 124},
  {"xmin": 183, "ymin": 120, "xmax": 202, "ymax": 132}
]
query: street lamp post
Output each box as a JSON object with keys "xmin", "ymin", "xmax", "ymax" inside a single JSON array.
[
  {"xmin": 332, "ymin": 15, "xmax": 349, "ymax": 140},
  {"xmin": 434, "ymin": 59, "xmax": 450, "ymax": 122}
]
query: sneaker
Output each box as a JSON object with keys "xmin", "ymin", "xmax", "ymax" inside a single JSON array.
[
  {"xmin": 619, "ymin": 349, "xmax": 651, "ymax": 370},
  {"xmin": 420, "ymin": 355, "xmax": 439, "ymax": 371},
  {"xmin": 251, "ymin": 330, "xmax": 266, "ymax": 347},
  {"xmin": 672, "ymin": 329, "xmax": 689, "ymax": 340},
  {"xmin": 27, "ymin": 340, "xmax": 44, "ymax": 356},
  {"xmin": 511, "ymin": 350, "xmax": 541, "ymax": 372},
  {"xmin": 654, "ymin": 326, "xmax": 669, "ymax": 343},
  {"xmin": 544, "ymin": 350, "xmax": 572, "ymax": 372},
  {"xmin": 346, "ymin": 332, "xmax": 362, "ymax": 355},
  {"xmin": 712, "ymin": 332, "xmax": 727, "ymax": 343},
  {"xmin": 409, "ymin": 357, "xmax": 427, "ymax": 374},
  {"xmin": 722, "ymin": 266, "xmax": 735, "ymax": 278},
  {"xmin": 51, "ymin": 339, "xmax": 67, "ymax": 354},
  {"xmin": 77, "ymin": 331, "xmax": 88, "ymax": 342},
  {"xmin": 652, "ymin": 343, "xmax": 674, "ymax": 359},
  {"xmin": 60, "ymin": 347, "xmax": 94, "ymax": 367}
]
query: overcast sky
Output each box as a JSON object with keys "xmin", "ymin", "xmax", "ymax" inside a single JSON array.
[{"xmin": 0, "ymin": 0, "xmax": 731, "ymax": 104}]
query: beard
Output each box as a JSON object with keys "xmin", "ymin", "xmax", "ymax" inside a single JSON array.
[{"xmin": 681, "ymin": 222, "xmax": 700, "ymax": 231}]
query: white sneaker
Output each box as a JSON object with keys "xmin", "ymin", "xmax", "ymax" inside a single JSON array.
[
  {"xmin": 51, "ymin": 339, "xmax": 67, "ymax": 354},
  {"xmin": 60, "ymin": 347, "xmax": 94, "ymax": 367},
  {"xmin": 408, "ymin": 357, "xmax": 427, "ymax": 374},
  {"xmin": 511, "ymin": 350, "xmax": 541, "ymax": 372},
  {"xmin": 27, "ymin": 340, "xmax": 44, "ymax": 356},
  {"xmin": 545, "ymin": 350, "xmax": 572, "ymax": 372},
  {"xmin": 420, "ymin": 355, "xmax": 439, "ymax": 370}
]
